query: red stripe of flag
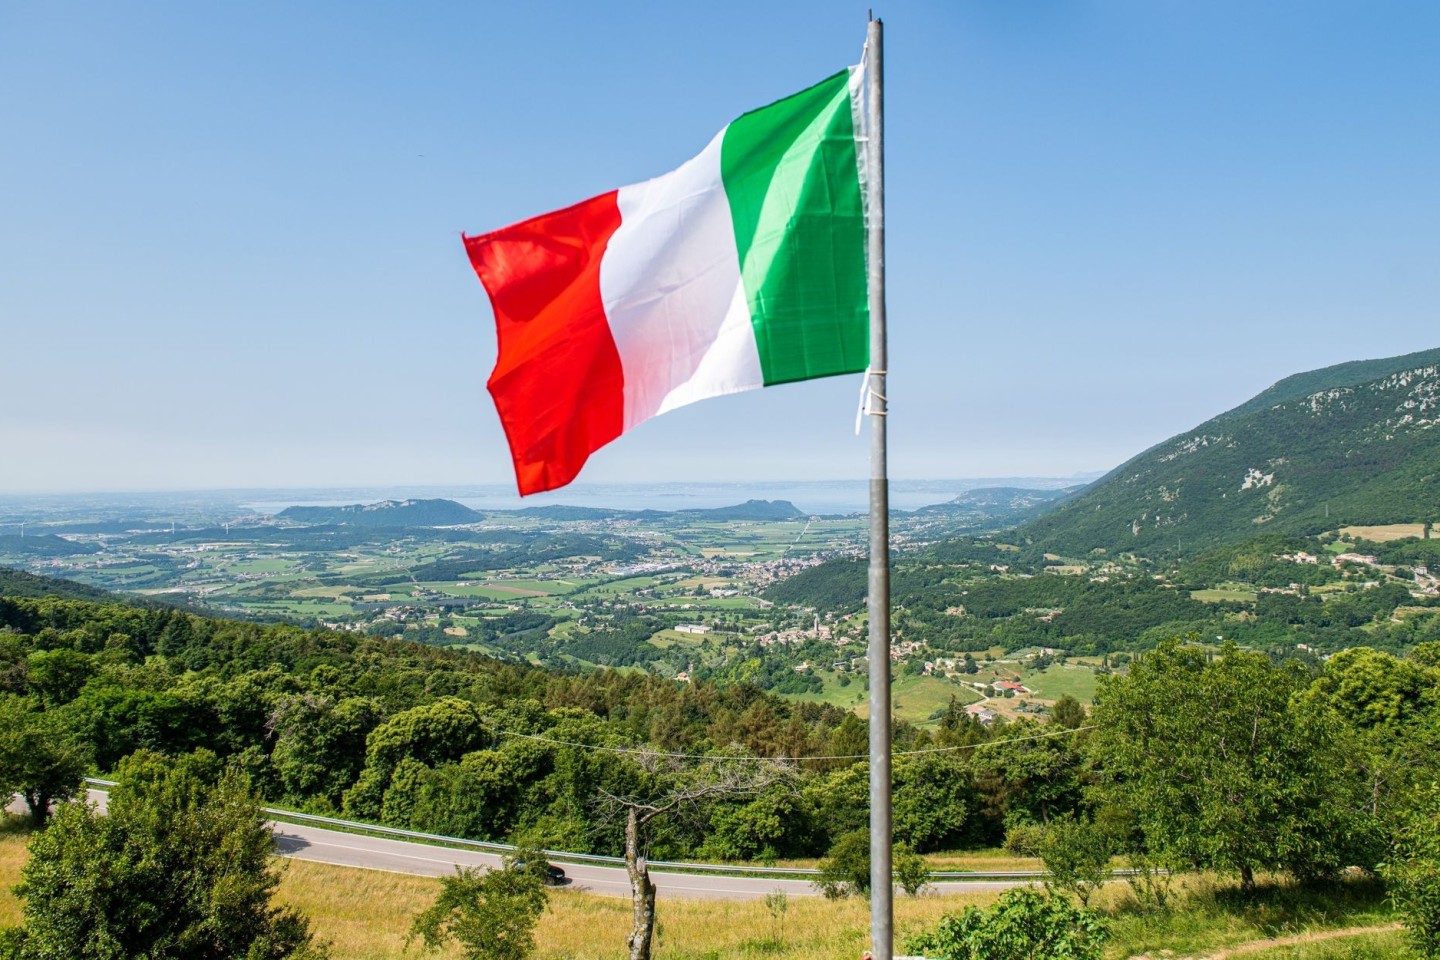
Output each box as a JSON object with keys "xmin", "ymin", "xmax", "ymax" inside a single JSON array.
[{"xmin": 464, "ymin": 191, "xmax": 626, "ymax": 495}]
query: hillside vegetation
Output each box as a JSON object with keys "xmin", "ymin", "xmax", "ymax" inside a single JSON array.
[
  {"xmin": 1019, "ymin": 347, "xmax": 1440, "ymax": 558},
  {"xmin": 0, "ymin": 567, "xmax": 118, "ymax": 603},
  {"xmin": 2, "ymin": 577, "xmax": 1438, "ymax": 958},
  {"xmin": 2, "ymin": 575, "xmax": 1438, "ymax": 867}
]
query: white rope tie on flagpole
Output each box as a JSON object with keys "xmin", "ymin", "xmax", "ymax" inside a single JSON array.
[
  {"xmin": 855, "ymin": 368, "xmax": 891, "ymax": 434},
  {"xmin": 867, "ymin": 369, "xmax": 888, "ymax": 415}
]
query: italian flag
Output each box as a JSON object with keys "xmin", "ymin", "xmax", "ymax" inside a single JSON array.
[{"xmin": 465, "ymin": 62, "xmax": 872, "ymax": 496}]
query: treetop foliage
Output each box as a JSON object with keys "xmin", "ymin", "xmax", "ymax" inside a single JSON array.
[{"xmin": 3, "ymin": 749, "xmax": 325, "ymax": 960}]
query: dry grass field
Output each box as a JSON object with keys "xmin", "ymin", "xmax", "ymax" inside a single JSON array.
[
  {"xmin": 275, "ymin": 856, "xmax": 999, "ymax": 960},
  {"xmin": 0, "ymin": 826, "xmax": 25, "ymax": 928},
  {"xmin": 0, "ymin": 819, "xmax": 1404, "ymax": 960},
  {"xmin": 0, "ymin": 821, "xmax": 996, "ymax": 960},
  {"xmin": 1338, "ymin": 523, "xmax": 1430, "ymax": 542}
]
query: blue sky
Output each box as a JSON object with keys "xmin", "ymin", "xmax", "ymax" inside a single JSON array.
[{"xmin": 2, "ymin": 1, "xmax": 1437, "ymax": 494}]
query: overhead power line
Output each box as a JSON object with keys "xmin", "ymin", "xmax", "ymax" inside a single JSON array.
[{"xmin": 489, "ymin": 723, "xmax": 1097, "ymax": 764}]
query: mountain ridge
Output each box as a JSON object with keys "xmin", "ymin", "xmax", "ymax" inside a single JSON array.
[
  {"xmin": 1017, "ymin": 347, "xmax": 1440, "ymax": 558},
  {"xmin": 279, "ymin": 498, "xmax": 816, "ymax": 527},
  {"xmin": 278, "ymin": 498, "xmax": 482, "ymax": 527}
]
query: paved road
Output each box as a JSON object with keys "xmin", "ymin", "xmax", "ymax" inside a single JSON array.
[
  {"xmin": 9, "ymin": 792, "xmax": 1025, "ymax": 901},
  {"xmin": 268, "ymin": 819, "xmax": 1026, "ymax": 900},
  {"xmin": 270, "ymin": 821, "xmax": 832, "ymax": 900}
]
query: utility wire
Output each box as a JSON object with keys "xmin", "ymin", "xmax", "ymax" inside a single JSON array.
[{"xmin": 489, "ymin": 722, "xmax": 1097, "ymax": 764}]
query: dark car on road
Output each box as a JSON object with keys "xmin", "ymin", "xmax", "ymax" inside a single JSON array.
[{"xmin": 514, "ymin": 860, "xmax": 568, "ymax": 886}]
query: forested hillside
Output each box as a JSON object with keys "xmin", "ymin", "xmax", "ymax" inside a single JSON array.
[
  {"xmin": 1018, "ymin": 347, "xmax": 1440, "ymax": 558},
  {"xmin": 762, "ymin": 556, "xmax": 868, "ymax": 611},
  {"xmin": 0, "ymin": 567, "xmax": 118, "ymax": 602},
  {"xmin": 767, "ymin": 528, "xmax": 1440, "ymax": 660},
  {"xmin": 3, "ymin": 578, "xmax": 1438, "ymax": 897}
]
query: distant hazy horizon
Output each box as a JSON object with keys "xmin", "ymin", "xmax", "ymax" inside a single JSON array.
[{"xmin": 0, "ymin": 474, "xmax": 1103, "ymax": 519}]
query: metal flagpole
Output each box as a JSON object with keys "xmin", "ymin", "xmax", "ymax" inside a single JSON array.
[{"xmin": 864, "ymin": 14, "xmax": 892, "ymax": 960}]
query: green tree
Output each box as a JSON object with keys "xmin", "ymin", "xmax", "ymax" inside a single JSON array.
[
  {"xmin": 1088, "ymin": 639, "xmax": 1362, "ymax": 892},
  {"xmin": 24, "ymin": 649, "xmax": 94, "ymax": 708},
  {"xmin": 971, "ymin": 718, "xmax": 1083, "ymax": 826},
  {"xmin": 893, "ymin": 753, "xmax": 975, "ymax": 852},
  {"xmin": 269, "ymin": 694, "xmax": 382, "ymax": 808},
  {"xmin": 815, "ymin": 829, "xmax": 871, "ymax": 898},
  {"xmin": 894, "ymin": 842, "xmax": 930, "ymax": 897},
  {"xmin": 906, "ymin": 887, "xmax": 1108, "ymax": 960},
  {"xmin": 408, "ymin": 861, "xmax": 546, "ymax": 960},
  {"xmin": 1050, "ymin": 694, "xmax": 1088, "ymax": 730},
  {"xmin": 1304, "ymin": 646, "xmax": 1440, "ymax": 855},
  {"xmin": 3, "ymin": 749, "xmax": 325, "ymax": 959},
  {"xmin": 1039, "ymin": 815, "xmax": 1113, "ymax": 908},
  {"xmin": 936, "ymin": 695, "xmax": 987, "ymax": 746},
  {"xmin": 0, "ymin": 697, "xmax": 87, "ymax": 829},
  {"xmin": 404, "ymin": 749, "xmax": 524, "ymax": 840},
  {"xmin": 0, "ymin": 633, "xmax": 29, "ymax": 695},
  {"xmin": 826, "ymin": 713, "xmax": 869, "ymax": 766},
  {"xmin": 1311, "ymin": 647, "xmax": 1438, "ymax": 731},
  {"xmin": 1383, "ymin": 784, "xmax": 1440, "ymax": 959},
  {"xmin": 701, "ymin": 786, "xmax": 815, "ymax": 862},
  {"xmin": 343, "ymin": 697, "xmax": 490, "ymax": 821},
  {"xmin": 56, "ymin": 675, "xmax": 209, "ymax": 771},
  {"xmin": 803, "ymin": 763, "xmax": 869, "ymax": 842}
]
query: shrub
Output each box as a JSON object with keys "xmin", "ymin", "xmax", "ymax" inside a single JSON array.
[
  {"xmin": 762, "ymin": 891, "xmax": 788, "ymax": 946},
  {"xmin": 1039, "ymin": 815, "xmax": 1113, "ymax": 907},
  {"xmin": 894, "ymin": 842, "xmax": 930, "ymax": 897},
  {"xmin": 815, "ymin": 829, "xmax": 870, "ymax": 899},
  {"xmin": 1121, "ymin": 850, "xmax": 1176, "ymax": 913},
  {"xmin": 1003, "ymin": 820, "xmax": 1046, "ymax": 858},
  {"xmin": 409, "ymin": 859, "xmax": 547, "ymax": 960},
  {"xmin": 906, "ymin": 887, "xmax": 1108, "ymax": 960}
]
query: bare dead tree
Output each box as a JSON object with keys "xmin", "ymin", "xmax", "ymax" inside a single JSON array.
[{"xmin": 596, "ymin": 751, "xmax": 793, "ymax": 960}]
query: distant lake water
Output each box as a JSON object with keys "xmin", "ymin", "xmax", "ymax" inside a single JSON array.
[{"xmin": 242, "ymin": 477, "xmax": 1089, "ymax": 517}]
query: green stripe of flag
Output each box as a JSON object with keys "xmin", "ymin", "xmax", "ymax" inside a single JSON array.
[{"xmin": 720, "ymin": 69, "xmax": 870, "ymax": 386}]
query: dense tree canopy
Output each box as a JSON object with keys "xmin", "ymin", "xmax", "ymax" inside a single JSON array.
[
  {"xmin": 1, "ymin": 590, "xmax": 1437, "ymax": 885},
  {"xmin": 1088, "ymin": 640, "xmax": 1372, "ymax": 890}
]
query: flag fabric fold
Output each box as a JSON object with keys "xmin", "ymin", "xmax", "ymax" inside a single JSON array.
[{"xmin": 465, "ymin": 61, "xmax": 871, "ymax": 495}]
